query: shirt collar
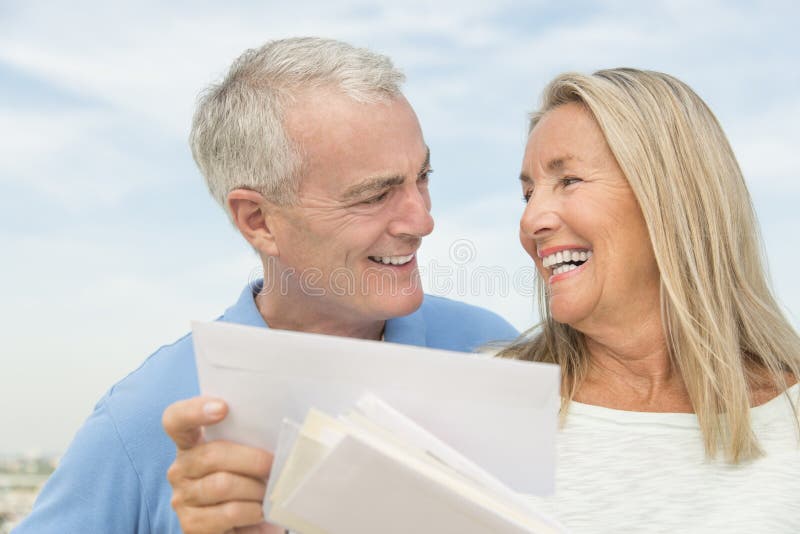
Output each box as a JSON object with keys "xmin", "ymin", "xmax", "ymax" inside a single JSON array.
[{"xmin": 220, "ymin": 280, "xmax": 269, "ymax": 329}]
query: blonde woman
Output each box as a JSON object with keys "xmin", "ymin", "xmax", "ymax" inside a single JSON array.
[{"xmin": 505, "ymin": 68, "xmax": 800, "ymax": 532}]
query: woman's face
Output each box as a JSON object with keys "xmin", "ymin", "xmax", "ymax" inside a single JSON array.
[{"xmin": 519, "ymin": 102, "xmax": 660, "ymax": 332}]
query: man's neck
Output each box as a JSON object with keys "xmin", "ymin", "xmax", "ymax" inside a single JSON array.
[{"xmin": 255, "ymin": 288, "xmax": 385, "ymax": 341}]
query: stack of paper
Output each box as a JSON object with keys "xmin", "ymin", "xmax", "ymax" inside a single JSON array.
[{"xmin": 266, "ymin": 394, "xmax": 564, "ymax": 534}]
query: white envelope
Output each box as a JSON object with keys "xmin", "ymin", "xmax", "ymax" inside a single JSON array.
[{"xmin": 192, "ymin": 320, "xmax": 559, "ymax": 494}]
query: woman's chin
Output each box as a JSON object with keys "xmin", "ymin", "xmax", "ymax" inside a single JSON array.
[{"xmin": 549, "ymin": 299, "xmax": 591, "ymax": 328}]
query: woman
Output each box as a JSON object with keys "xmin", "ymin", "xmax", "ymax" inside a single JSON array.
[{"xmin": 503, "ymin": 68, "xmax": 800, "ymax": 532}]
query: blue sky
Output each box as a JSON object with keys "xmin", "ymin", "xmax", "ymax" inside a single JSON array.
[{"xmin": 1, "ymin": 0, "xmax": 798, "ymax": 454}]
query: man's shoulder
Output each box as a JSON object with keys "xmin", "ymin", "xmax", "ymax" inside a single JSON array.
[
  {"xmin": 101, "ymin": 332, "xmax": 199, "ymax": 511},
  {"xmin": 102, "ymin": 332, "xmax": 198, "ymax": 423},
  {"xmin": 419, "ymin": 294, "xmax": 519, "ymax": 350},
  {"xmin": 16, "ymin": 333, "xmax": 197, "ymax": 532}
]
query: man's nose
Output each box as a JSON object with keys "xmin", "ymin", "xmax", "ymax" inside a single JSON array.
[{"xmin": 389, "ymin": 186, "xmax": 434, "ymax": 238}]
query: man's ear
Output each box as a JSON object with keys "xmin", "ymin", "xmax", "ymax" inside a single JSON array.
[{"xmin": 227, "ymin": 189, "xmax": 281, "ymax": 257}]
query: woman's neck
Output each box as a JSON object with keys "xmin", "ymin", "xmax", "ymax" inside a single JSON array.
[{"xmin": 573, "ymin": 312, "xmax": 693, "ymax": 412}]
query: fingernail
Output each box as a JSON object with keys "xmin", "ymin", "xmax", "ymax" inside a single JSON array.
[{"xmin": 203, "ymin": 401, "xmax": 225, "ymax": 418}]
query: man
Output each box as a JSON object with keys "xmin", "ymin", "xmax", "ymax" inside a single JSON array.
[{"xmin": 16, "ymin": 38, "xmax": 517, "ymax": 533}]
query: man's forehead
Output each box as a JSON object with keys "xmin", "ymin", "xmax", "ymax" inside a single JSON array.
[
  {"xmin": 284, "ymin": 87, "xmax": 405, "ymax": 131},
  {"xmin": 294, "ymin": 143, "xmax": 429, "ymax": 200},
  {"xmin": 285, "ymin": 88, "xmax": 426, "ymax": 197}
]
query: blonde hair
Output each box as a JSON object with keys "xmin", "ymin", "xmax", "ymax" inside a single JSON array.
[
  {"xmin": 190, "ymin": 37, "xmax": 405, "ymax": 209},
  {"xmin": 501, "ymin": 68, "xmax": 800, "ymax": 463}
]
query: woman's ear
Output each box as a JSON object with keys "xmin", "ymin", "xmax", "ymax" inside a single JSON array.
[{"xmin": 227, "ymin": 189, "xmax": 281, "ymax": 257}]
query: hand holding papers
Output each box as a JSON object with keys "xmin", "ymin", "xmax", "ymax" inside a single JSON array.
[{"xmin": 267, "ymin": 394, "xmax": 565, "ymax": 534}]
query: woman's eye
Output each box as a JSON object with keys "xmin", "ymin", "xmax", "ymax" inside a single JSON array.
[{"xmin": 561, "ymin": 177, "xmax": 582, "ymax": 187}]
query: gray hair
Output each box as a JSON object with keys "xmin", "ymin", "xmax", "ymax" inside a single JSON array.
[{"xmin": 190, "ymin": 37, "xmax": 406, "ymax": 208}]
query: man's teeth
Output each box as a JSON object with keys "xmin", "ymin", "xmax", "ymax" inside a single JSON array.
[
  {"xmin": 542, "ymin": 249, "xmax": 592, "ymax": 270},
  {"xmin": 369, "ymin": 254, "xmax": 414, "ymax": 266}
]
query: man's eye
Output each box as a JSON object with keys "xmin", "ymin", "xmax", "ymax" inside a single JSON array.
[
  {"xmin": 418, "ymin": 168, "xmax": 433, "ymax": 184},
  {"xmin": 362, "ymin": 191, "xmax": 390, "ymax": 205},
  {"xmin": 522, "ymin": 190, "xmax": 533, "ymax": 204}
]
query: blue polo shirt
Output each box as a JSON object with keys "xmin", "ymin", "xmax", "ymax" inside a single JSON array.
[{"xmin": 15, "ymin": 282, "xmax": 518, "ymax": 533}]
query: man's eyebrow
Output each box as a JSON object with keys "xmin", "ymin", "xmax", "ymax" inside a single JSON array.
[
  {"xmin": 519, "ymin": 173, "xmax": 532, "ymax": 184},
  {"xmin": 341, "ymin": 147, "xmax": 431, "ymax": 201},
  {"xmin": 341, "ymin": 175, "xmax": 405, "ymax": 200}
]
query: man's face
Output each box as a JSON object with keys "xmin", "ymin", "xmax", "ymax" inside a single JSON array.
[{"xmin": 267, "ymin": 89, "xmax": 433, "ymax": 324}]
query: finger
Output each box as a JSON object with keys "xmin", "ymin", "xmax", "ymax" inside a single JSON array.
[
  {"xmin": 171, "ymin": 440, "xmax": 274, "ymax": 480},
  {"xmin": 178, "ymin": 471, "xmax": 266, "ymax": 507},
  {"xmin": 177, "ymin": 500, "xmax": 265, "ymax": 534},
  {"xmin": 163, "ymin": 396, "xmax": 228, "ymax": 450}
]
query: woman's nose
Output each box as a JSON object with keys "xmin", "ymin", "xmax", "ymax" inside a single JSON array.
[{"xmin": 519, "ymin": 190, "xmax": 561, "ymax": 241}]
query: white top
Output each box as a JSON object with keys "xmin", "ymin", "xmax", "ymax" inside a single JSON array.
[{"xmin": 524, "ymin": 384, "xmax": 800, "ymax": 533}]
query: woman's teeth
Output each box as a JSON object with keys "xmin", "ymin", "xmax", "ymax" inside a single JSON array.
[
  {"xmin": 553, "ymin": 263, "xmax": 580, "ymax": 275},
  {"xmin": 542, "ymin": 249, "xmax": 592, "ymax": 273},
  {"xmin": 369, "ymin": 254, "xmax": 414, "ymax": 266}
]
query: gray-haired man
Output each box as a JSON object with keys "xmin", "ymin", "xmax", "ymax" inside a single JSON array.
[{"xmin": 16, "ymin": 38, "xmax": 517, "ymax": 533}]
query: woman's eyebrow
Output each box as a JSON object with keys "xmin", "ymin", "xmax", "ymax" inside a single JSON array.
[{"xmin": 546, "ymin": 154, "xmax": 579, "ymax": 172}]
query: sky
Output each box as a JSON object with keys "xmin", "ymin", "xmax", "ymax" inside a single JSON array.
[{"xmin": 1, "ymin": 0, "xmax": 798, "ymax": 455}]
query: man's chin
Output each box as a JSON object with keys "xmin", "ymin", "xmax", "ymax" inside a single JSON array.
[{"xmin": 370, "ymin": 289, "xmax": 424, "ymax": 320}]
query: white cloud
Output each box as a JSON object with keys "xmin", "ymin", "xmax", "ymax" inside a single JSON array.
[
  {"xmin": 729, "ymin": 97, "xmax": 800, "ymax": 194},
  {"xmin": 0, "ymin": 1, "xmax": 517, "ymax": 135},
  {"xmin": 0, "ymin": 107, "xmax": 179, "ymax": 208}
]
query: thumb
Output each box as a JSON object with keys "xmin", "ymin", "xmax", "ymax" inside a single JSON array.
[{"xmin": 162, "ymin": 396, "xmax": 228, "ymax": 450}]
